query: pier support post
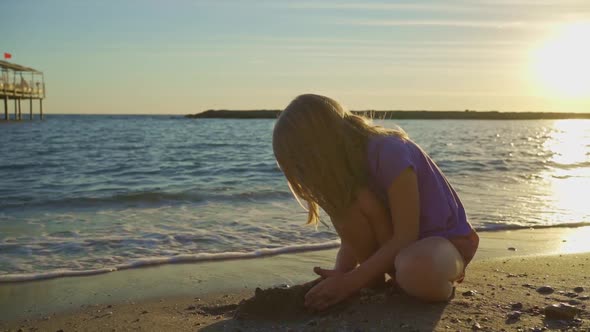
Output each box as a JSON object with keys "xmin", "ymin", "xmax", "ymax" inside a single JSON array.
[
  {"xmin": 17, "ymin": 98, "xmax": 22, "ymax": 120},
  {"xmin": 13, "ymin": 99, "xmax": 17, "ymax": 120},
  {"xmin": 3, "ymin": 96, "xmax": 7, "ymax": 121},
  {"xmin": 39, "ymin": 99, "xmax": 43, "ymax": 120},
  {"xmin": 29, "ymin": 98, "xmax": 33, "ymax": 120}
]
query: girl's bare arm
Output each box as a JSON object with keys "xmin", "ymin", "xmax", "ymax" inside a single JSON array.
[{"xmin": 334, "ymin": 241, "xmax": 357, "ymax": 272}]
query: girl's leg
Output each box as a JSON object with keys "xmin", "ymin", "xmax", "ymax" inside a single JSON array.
[
  {"xmin": 394, "ymin": 236, "xmax": 464, "ymax": 302},
  {"xmin": 335, "ymin": 190, "xmax": 463, "ymax": 300},
  {"xmin": 333, "ymin": 203, "xmax": 384, "ymax": 287},
  {"xmin": 334, "ymin": 189, "xmax": 394, "ymax": 285},
  {"xmin": 334, "ymin": 209, "xmax": 379, "ymax": 265}
]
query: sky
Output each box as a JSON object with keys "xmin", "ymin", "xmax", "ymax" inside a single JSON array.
[{"xmin": 1, "ymin": 0, "xmax": 590, "ymax": 114}]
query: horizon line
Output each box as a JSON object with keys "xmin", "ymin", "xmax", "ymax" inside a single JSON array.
[{"xmin": 39, "ymin": 109, "xmax": 590, "ymax": 116}]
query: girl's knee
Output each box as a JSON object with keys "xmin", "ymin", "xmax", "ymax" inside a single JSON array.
[
  {"xmin": 394, "ymin": 237, "xmax": 464, "ymax": 302},
  {"xmin": 395, "ymin": 256, "xmax": 454, "ymax": 301},
  {"xmin": 396, "ymin": 236, "xmax": 464, "ymax": 277}
]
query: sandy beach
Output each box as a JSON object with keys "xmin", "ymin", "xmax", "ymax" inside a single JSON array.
[{"xmin": 1, "ymin": 226, "xmax": 589, "ymax": 331}]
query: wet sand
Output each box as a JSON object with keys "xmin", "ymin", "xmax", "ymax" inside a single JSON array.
[{"xmin": 1, "ymin": 226, "xmax": 590, "ymax": 331}]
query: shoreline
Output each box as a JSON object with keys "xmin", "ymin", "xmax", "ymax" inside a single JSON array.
[
  {"xmin": 2, "ymin": 223, "xmax": 590, "ymax": 285},
  {"xmin": 1, "ymin": 226, "xmax": 590, "ymax": 325}
]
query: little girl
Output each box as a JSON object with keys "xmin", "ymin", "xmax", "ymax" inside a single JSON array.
[{"xmin": 272, "ymin": 94, "xmax": 479, "ymax": 311}]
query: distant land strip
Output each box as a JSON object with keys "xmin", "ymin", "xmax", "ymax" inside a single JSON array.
[{"xmin": 186, "ymin": 110, "xmax": 590, "ymax": 120}]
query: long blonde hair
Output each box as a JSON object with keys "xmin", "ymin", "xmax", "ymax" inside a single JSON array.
[{"xmin": 272, "ymin": 94, "xmax": 407, "ymax": 226}]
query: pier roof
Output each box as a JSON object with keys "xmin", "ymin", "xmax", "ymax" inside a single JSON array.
[{"xmin": 0, "ymin": 60, "xmax": 42, "ymax": 73}]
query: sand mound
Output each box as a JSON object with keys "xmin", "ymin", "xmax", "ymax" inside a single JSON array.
[{"xmin": 234, "ymin": 278, "xmax": 322, "ymax": 320}]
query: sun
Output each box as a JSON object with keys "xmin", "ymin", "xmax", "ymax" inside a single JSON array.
[{"xmin": 531, "ymin": 21, "xmax": 590, "ymax": 98}]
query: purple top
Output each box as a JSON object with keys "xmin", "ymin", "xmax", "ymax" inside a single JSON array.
[{"xmin": 367, "ymin": 135, "xmax": 473, "ymax": 239}]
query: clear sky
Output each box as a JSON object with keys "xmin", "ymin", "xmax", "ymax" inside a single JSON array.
[{"xmin": 2, "ymin": 0, "xmax": 590, "ymax": 114}]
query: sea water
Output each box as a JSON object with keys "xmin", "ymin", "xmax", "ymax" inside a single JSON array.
[{"xmin": 0, "ymin": 115, "xmax": 589, "ymax": 281}]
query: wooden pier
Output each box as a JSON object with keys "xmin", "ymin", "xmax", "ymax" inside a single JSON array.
[{"xmin": 0, "ymin": 60, "xmax": 45, "ymax": 121}]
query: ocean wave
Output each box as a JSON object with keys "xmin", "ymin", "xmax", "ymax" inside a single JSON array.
[
  {"xmin": 0, "ymin": 189, "xmax": 293, "ymax": 210},
  {"xmin": 0, "ymin": 162, "xmax": 43, "ymax": 171},
  {"xmin": 3, "ymin": 222, "xmax": 590, "ymax": 283},
  {"xmin": 546, "ymin": 160, "xmax": 590, "ymax": 170},
  {"xmin": 474, "ymin": 221, "xmax": 590, "ymax": 232},
  {"xmin": 0, "ymin": 241, "xmax": 341, "ymax": 283}
]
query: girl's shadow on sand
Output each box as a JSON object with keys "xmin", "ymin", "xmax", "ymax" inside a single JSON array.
[{"xmin": 200, "ymin": 284, "xmax": 448, "ymax": 331}]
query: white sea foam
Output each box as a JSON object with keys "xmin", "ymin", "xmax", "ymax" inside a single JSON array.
[
  {"xmin": 0, "ymin": 268, "xmax": 117, "ymax": 282},
  {"xmin": 0, "ymin": 240, "xmax": 341, "ymax": 283}
]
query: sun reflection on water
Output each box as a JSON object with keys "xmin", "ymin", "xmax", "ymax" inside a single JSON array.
[
  {"xmin": 543, "ymin": 120, "xmax": 589, "ymax": 167},
  {"xmin": 541, "ymin": 120, "xmax": 590, "ymax": 226}
]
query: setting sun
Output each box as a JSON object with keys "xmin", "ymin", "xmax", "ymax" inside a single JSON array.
[{"xmin": 531, "ymin": 21, "xmax": 590, "ymax": 98}]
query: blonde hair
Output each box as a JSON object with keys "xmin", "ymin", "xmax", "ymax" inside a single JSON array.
[{"xmin": 272, "ymin": 94, "xmax": 407, "ymax": 226}]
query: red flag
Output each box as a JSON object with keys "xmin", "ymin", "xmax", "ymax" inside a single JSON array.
[{"xmin": 3, "ymin": 53, "xmax": 12, "ymax": 59}]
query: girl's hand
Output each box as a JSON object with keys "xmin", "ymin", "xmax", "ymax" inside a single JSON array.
[
  {"xmin": 304, "ymin": 266, "xmax": 357, "ymax": 311},
  {"xmin": 313, "ymin": 266, "xmax": 341, "ymax": 278}
]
